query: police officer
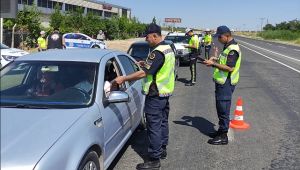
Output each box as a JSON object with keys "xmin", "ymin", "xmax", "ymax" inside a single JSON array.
[
  {"xmin": 184, "ymin": 28, "xmax": 199, "ymax": 86},
  {"xmin": 203, "ymin": 28, "xmax": 214, "ymax": 59},
  {"xmin": 114, "ymin": 23, "xmax": 175, "ymax": 169},
  {"xmin": 37, "ymin": 31, "xmax": 47, "ymax": 52},
  {"xmin": 47, "ymin": 27, "xmax": 65, "ymax": 49},
  {"xmin": 203, "ymin": 26, "xmax": 241, "ymax": 145}
]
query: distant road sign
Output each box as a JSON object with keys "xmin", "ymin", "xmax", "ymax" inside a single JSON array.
[
  {"xmin": 165, "ymin": 18, "xmax": 181, "ymax": 23},
  {"xmin": 0, "ymin": 0, "xmax": 18, "ymax": 18}
]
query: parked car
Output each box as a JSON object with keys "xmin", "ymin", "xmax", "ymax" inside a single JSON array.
[
  {"xmin": 164, "ymin": 32, "xmax": 190, "ymax": 65},
  {"xmin": 127, "ymin": 40, "xmax": 179, "ymax": 80},
  {"xmin": 0, "ymin": 49, "xmax": 145, "ymax": 170},
  {"xmin": 0, "ymin": 43, "xmax": 29, "ymax": 68},
  {"xmin": 63, "ymin": 33, "xmax": 107, "ymax": 49}
]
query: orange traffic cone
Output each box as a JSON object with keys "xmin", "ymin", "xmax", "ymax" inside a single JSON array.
[{"xmin": 229, "ymin": 97, "xmax": 250, "ymax": 129}]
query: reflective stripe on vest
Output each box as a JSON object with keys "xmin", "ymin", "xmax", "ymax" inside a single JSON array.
[
  {"xmin": 213, "ymin": 44, "xmax": 241, "ymax": 85},
  {"xmin": 143, "ymin": 45, "xmax": 175, "ymax": 97},
  {"xmin": 188, "ymin": 35, "xmax": 199, "ymax": 53},
  {"xmin": 204, "ymin": 34, "xmax": 212, "ymax": 45}
]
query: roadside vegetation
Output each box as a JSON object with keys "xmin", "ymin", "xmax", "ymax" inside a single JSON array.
[
  {"xmin": 3, "ymin": 4, "xmax": 147, "ymax": 48},
  {"xmin": 236, "ymin": 20, "xmax": 300, "ymax": 45},
  {"xmin": 258, "ymin": 19, "xmax": 300, "ymax": 44}
]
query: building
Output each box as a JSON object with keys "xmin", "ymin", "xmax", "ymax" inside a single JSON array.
[{"xmin": 17, "ymin": 0, "xmax": 131, "ymax": 26}]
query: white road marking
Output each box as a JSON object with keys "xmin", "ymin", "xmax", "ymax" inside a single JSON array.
[
  {"xmin": 237, "ymin": 39, "xmax": 300, "ymax": 62},
  {"xmin": 266, "ymin": 43, "xmax": 273, "ymax": 45},
  {"xmin": 294, "ymin": 49, "xmax": 300, "ymax": 52},
  {"xmin": 277, "ymin": 45, "xmax": 286, "ymax": 49},
  {"xmin": 240, "ymin": 44, "xmax": 300, "ymax": 74},
  {"xmin": 228, "ymin": 128, "xmax": 234, "ymax": 142}
]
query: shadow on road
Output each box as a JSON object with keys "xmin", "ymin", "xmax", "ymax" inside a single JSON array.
[
  {"xmin": 177, "ymin": 78, "xmax": 190, "ymax": 84},
  {"xmin": 107, "ymin": 128, "xmax": 148, "ymax": 170},
  {"xmin": 173, "ymin": 116, "xmax": 216, "ymax": 137}
]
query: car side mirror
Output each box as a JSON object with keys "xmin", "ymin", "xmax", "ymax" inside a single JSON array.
[{"xmin": 107, "ymin": 91, "xmax": 129, "ymax": 103}]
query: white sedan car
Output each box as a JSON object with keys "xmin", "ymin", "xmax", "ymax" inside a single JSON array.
[
  {"xmin": 0, "ymin": 43, "xmax": 29, "ymax": 68},
  {"xmin": 63, "ymin": 33, "xmax": 107, "ymax": 49}
]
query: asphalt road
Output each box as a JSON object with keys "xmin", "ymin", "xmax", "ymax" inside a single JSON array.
[{"xmin": 108, "ymin": 36, "xmax": 300, "ymax": 170}]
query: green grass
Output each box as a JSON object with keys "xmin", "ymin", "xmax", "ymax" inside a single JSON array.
[{"xmin": 257, "ymin": 30, "xmax": 300, "ymax": 41}]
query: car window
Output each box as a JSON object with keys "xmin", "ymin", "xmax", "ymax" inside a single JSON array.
[
  {"xmin": 117, "ymin": 55, "xmax": 138, "ymax": 86},
  {"xmin": 64, "ymin": 34, "xmax": 73, "ymax": 39},
  {"xmin": 103, "ymin": 58, "xmax": 125, "ymax": 98},
  {"xmin": 129, "ymin": 44, "xmax": 150, "ymax": 61},
  {"xmin": 0, "ymin": 43, "xmax": 10, "ymax": 49},
  {"xmin": 165, "ymin": 36, "xmax": 189, "ymax": 43},
  {"xmin": 0, "ymin": 62, "xmax": 31, "ymax": 90},
  {"xmin": 0, "ymin": 61, "xmax": 98, "ymax": 108}
]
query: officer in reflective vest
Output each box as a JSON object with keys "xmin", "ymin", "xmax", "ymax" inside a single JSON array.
[
  {"xmin": 37, "ymin": 31, "xmax": 47, "ymax": 52},
  {"xmin": 184, "ymin": 28, "xmax": 199, "ymax": 86},
  {"xmin": 203, "ymin": 25, "xmax": 241, "ymax": 145},
  {"xmin": 203, "ymin": 28, "xmax": 214, "ymax": 59},
  {"xmin": 114, "ymin": 23, "xmax": 175, "ymax": 169}
]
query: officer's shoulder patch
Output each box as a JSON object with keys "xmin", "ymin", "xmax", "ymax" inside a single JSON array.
[
  {"xmin": 149, "ymin": 53, "xmax": 156, "ymax": 60},
  {"xmin": 229, "ymin": 50, "xmax": 236, "ymax": 55}
]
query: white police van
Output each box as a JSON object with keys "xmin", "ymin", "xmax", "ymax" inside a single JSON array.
[{"xmin": 63, "ymin": 33, "xmax": 107, "ymax": 49}]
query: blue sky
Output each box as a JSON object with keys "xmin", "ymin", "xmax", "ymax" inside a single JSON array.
[{"xmin": 102, "ymin": 0, "xmax": 300, "ymax": 31}]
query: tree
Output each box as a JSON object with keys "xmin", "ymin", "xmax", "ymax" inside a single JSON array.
[
  {"xmin": 64, "ymin": 7, "xmax": 84, "ymax": 32},
  {"xmin": 50, "ymin": 3, "xmax": 64, "ymax": 30},
  {"xmin": 263, "ymin": 24, "xmax": 275, "ymax": 31},
  {"xmin": 105, "ymin": 17, "xmax": 119, "ymax": 40},
  {"xmin": 16, "ymin": 5, "xmax": 41, "ymax": 47}
]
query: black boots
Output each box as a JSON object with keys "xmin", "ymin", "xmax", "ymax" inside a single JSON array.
[
  {"xmin": 208, "ymin": 133, "xmax": 228, "ymax": 145},
  {"xmin": 136, "ymin": 158, "xmax": 161, "ymax": 170},
  {"xmin": 160, "ymin": 148, "xmax": 167, "ymax": 159}
]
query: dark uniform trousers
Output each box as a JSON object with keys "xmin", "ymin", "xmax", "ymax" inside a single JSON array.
[
  {"xmin": 144, "ymin": 95, "xmax": 170, "ymax": 159},
  {"xmin": 204, "ymin": 45, "xmax": 211, "ymax": 59},
  {"xmin": 215, "ymin": 78, "xmax": 235, "ymax": 133},
  {"xmin": 189, "ymin": 53, "xmax": 198, "ymax": 83}
]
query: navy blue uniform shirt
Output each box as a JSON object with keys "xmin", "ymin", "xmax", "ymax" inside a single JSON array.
[{"xmin": 223, "ymin": 39, "xmax": 239, "ymax": 68}]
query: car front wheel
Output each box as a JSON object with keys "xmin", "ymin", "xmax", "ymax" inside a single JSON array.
[
  {"xmin": 92, "ymin": 45, "xmax": 100, "ymax": 48},
  {"xmin": 78, "ymin": 151, "xmax": 100, "ymax": 170}
]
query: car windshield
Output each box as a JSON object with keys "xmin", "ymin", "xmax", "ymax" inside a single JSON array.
[
  {"xmin": 0, "ymin": 43, "xmax": 10, "ymax": 49},
  {"xmin": 0, "ymin": 61, "xmax": 98, "ymax": 108},
  {"xmin": 129, "ymin": 44, "xmax": 150, "ymax": 60},
  {"xmin": 165, "ymin": 36, "xmax": 189, "ymax": 43}
]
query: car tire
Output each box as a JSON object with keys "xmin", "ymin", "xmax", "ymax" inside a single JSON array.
[
  {"xmin": 78, "ymin": 151, "xmax": 100, "ymax": 170},
  {"xmin": 92, "ymin": 45, "xmax": 100, "ymax": 48}
]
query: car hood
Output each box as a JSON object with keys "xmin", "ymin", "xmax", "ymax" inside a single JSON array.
[
  {"xmin": 1, "ymin": 108, "xmax": 88, "ymax": 170},
  {"xmin": 0, "ymin": 48, "xmax": 29, "ymax": 56},
  {"xmin": 174, "ymin": 43, "xmax": 188, "ymax": 50}
]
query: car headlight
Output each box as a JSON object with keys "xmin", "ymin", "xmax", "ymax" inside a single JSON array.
[{"xmin": 2, "ymin": 55, "xmax": 18, "ymax": 61}]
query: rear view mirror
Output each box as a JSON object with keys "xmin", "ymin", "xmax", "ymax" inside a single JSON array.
[{"xmin": 107, "ymin": 91, "xmax": 129, "ymax": 103}]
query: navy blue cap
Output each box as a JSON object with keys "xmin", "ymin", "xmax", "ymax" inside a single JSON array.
[
  {"xmin": 145, "ymin": 23, "xmax": 161, "ymax": 35},
  {"xmin": 216, "ymin": 25, "xmax": 231, "ymax": 36}
]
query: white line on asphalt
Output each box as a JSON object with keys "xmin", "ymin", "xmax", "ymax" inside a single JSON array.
[
  {"xmin": 294, "ymin": 49, "xmax": 300, "ymax": 52},
  {"xmin": 266, "ymin": 43, "xmax": 273, "ymax": 45},
  {"xmin": 228, "ymin": 128, "xmax": 234, "ymax": 141},
  {"xmin": 240, "ymin": 44, "xmax": 300, "ymax": 74},
  {"xmin": 237, "ymin": 39, "xmax": 300, "ymax": 62},
  {"xmin": 277, "ymin": 45, "xmax": 286, "ymax": 48}
]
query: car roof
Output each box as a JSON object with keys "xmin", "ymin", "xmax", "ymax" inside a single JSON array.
[
  {"xmin": 131, "ymin": 41, "xmax": 149, "ymax": 45},
  {"xmin": 15, "ymin": 49, "xmax": 117, "ymax": 63},
  {"xmin": 166, "ymin": 32, "xmax": 186, "ymax": 36}
]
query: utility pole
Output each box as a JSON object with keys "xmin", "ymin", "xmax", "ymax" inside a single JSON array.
[{"xmin": 260, "ymin": 18, "xmax": 265, "ymax": 31}]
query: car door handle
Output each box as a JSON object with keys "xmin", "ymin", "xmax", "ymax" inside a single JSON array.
[{"xmin": 94, "ymin": 117, "xmax": 103, "ymax": 127}]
